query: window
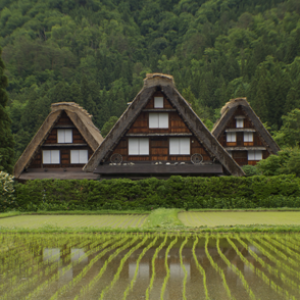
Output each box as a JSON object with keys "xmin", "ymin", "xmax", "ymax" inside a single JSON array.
[
  {"xmin": 226, "ymin": 132, "xmax": 236, "ymax": 142},
  {"xmin": 236, "ymin": 119, "xmax": 244, "ymax": 128},
  {"xmin": 128, "ymin": 138, "xmax": 149, "ymax": 155},
  {"xmin": 169, "ymin": 138, "xmax": 190, "ymax": 155},
  {"xmin": 154, "ymin": 97, "xmax": 164, "ymax": 108},
  {"xmin": 57, "ymin": 129, "xmax": 72, "ymax": 143},
  {"xmin": 43, "ymin": 150, "xmax": 60, "ymax": 164},
  {"xmin": 149, "ymin": 113, "xmax": 169, "ymax": 128},
  {"xmin": 248, "ymin": 150, "xmax": 262, "ymax": 161},
  {"xmin": 244, "ymin": 132, "xmax": 253, "ymax": 142},
  {"xmin": 70, "ymin": 150, "xmax": 88, "ymax": 164}
]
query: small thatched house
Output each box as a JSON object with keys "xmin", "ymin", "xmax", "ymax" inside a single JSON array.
[
  {"xmin": 84, "ymin": 73, "xmax": 245, "ymax": 178},
  {"xmin": 212, "ymin": 98, "xmax": 280, "ymax": 166},
  {"xmin": 14, "ymin": 102, "xmax": 103, "ymax": 180}
]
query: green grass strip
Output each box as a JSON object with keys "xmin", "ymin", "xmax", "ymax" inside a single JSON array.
[
  {"xmin": 230, "ymin": 235, "xmax": 295, "ymax": 300},
  {"xmin": 144, "ymin": 209, "xmax": 183, "ymax": 229},
  {"xmin": 145, "ymin": 234, "xmax": 168, "ymax": 300},
  {"xmin": 74, "ymin": 235, "xmax": 139, "ymax": 300},
  {"xmin": 179, "ymin": 235, "xmax": 189, "ymax": 300},
  {"xmin": 99, "ymin": 235, "xmax": 149, "ymax": 300},
  {"xmin": 160, "ymin": 236, "xmax": 178, "ymax": 300},
  {"xmin": 218, "ymin": 237, "xmax": 257, "ymax": 300},
  {"xmin": 192, "ymin": 235, "xmax": 210, "ymax": 300},
  {"xmin": 205, "ymin": 235, "xmax": 235, "ymax": 300},
  {"xmin": 122, "ymin": 235, "xmax": 158, "ymax": 300}
]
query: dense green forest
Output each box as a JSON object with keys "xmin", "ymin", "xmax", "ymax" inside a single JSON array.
[{"xmin": 1, "ymin": 0, "xmax": 300, "ymax": 163}]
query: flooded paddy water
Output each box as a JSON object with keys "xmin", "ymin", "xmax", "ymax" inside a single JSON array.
[{"xmin": 1, "ymin": 233, "xmax": 300, "ymax": 300}]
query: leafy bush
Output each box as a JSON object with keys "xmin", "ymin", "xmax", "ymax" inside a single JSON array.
[
  {"xmin": 0, "ymin": 171, "xmax": 18, "ymax": 212},
  {"xmin": 242, "ymin": 165, "xmax": 261, "ymax": 176},
  {"xmin": 10, "ymin": 175, "xmax": 300, "ymax": 211}
]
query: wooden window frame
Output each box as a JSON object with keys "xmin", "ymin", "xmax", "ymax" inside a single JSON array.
[{"xmin": 128, "ymin": 138, "xmax": 150, "ymax": 155}]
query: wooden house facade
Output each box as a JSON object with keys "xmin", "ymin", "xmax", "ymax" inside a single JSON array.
[
  {"xmin": 212, "ymin": 98, "xmax": 280, "ymax": 166},
  {"xmin": 84, "ymin": 74, "xmax": 245, "ymax": 178},
  {"xmin": 14, "ymin": 103, "xmax": 103, "ymax": 180}
]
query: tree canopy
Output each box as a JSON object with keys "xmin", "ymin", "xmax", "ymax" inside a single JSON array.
[{"xmin": 1, "ymin": 0, "xmax": 300, "ymax": 161}]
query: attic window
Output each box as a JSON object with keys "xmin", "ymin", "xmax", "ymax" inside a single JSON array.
[
  {"xmin": 236, "ymin": 119, "xmax": 244, "ymax": 128},
  {"xmin": 154, "ymin": 97, "xmax": 164, "ymax": 108},
  {"xmin": 169, "ymin": 138, "xmax": 190, "ymax": 155},
  {"xmin": 71, "ymin": 150, "xmax": 88, "ymax": 164},
  {"xmin": 226, "ymin": 132, "xmax": 236, "ymax": 143},
  {"xmin": 248, "ymin": 150, "xmax": 262, "ymax": 161},
  {"xmin": 128, "ymin": 138, "xmax": 149, "ymax": 155},
  {"xmin": 244, "ymin": 132, "xmax": 253, "ymax": 142},
  {"xmin": 149, "ymin": 113, "xmax": 169, "ymax": 128},
  {"xmin": 43, "ymin": 150, "xmax": 60, "ymax": 164},
  {"xmin": 57, "ymin": 129, "xmax": 72, "ymax": 143}
]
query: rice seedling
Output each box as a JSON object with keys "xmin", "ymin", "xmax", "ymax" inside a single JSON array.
[
  {"xmin": 48, "ymin": 235, "xmax": 122, "ymax": 300},
  {"xmin": 217, "ymin": 236, "xmax": 257, "ymax": 300},
  {"xmin": 245, "ymin": 235, "xmax": 300, "ymax": 281},
  {"xmin": 74, "ymin": 234, "xmax": 140, "ymax": 300},
  {"xmin": 145, "ymin": 234, "xmax": 168, "ymax": 300},
  {"xmin": 99, "ymin": 235, "xmax": 149, "ymax": 300},
  {"xmin": 264, "ymin": 235, "xmax": 300, "ymax": 263},
  {"xmin": 123, "ymin": 235, "xmax": 159, "ymax": 300},
  {"xmin": 205, "ymin": 234, "xmax": 235, "ymax": 300},
  {"xmin": 192, "ymin": 235, "xmax": 210, "ymax": 300},
  {"xmin": 160, "ymin": 235, "xmax": 178, "ymax": 300},
  {"xmin": 230, "ymin": 235, "xmax": 296, "ymax": 300},
  {"xmin": 234, "ymin": 236, "xmax": 300, "ymax": 293},
  {"xmin": 179, "ymin": 235, "xmax": 189, "ymax": 300}
]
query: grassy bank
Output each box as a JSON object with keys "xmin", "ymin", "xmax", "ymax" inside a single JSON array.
[{"xmin": 2, "ymin": 209, "xmax": 300, "ymax": 233}]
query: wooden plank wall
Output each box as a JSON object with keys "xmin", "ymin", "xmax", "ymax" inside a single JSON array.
[
  {"xmin": 27, "ymin": 112, "xmax": 92, "ymax": 169},
  {"xmin": 107, "ymin": 91, "xmax": 213, "ymax": 163},
  {"xmin": 109, "ymin": 136, "xmax": 212, "ymax": 162}
]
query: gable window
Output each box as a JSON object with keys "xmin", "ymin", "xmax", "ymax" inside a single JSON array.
[
  {"xmin": 154, "ymin": 97, "xmax": 164, "ymax": 108},
  {"xmin": 71, "ymin": 150, "xmax": 88, "ymax": 164},
  {"xmin": 248, "ymin": 150, "xmax": 262, "ymax": 161},
  {"xmin": 226, "ymin": 132, "xmax": 236, "ymax": 143},
  {"xmin": 43, "ymin": 150, "xmax": 60, "ymax": 164},
  {"xmin": 244, "ymin": 132, "xmax": 253, "ymax": 143},
  {"xmin": 149, "ymin": 113, "xmax": 169, "ymax": 128},
  {"xmin": 236, "ymin": 118, "xmax": 244, "ymax": 128},
  {"xmin": 57, "ymin": 129, "xmax": 72, "ymax": 143},
  {"xmin": 169, "ymin": 138, "xmax": 190, "ymax": 155},
  {"xmin": 128, "ymin": 138, "xmax": 149, "ymax": 155}
]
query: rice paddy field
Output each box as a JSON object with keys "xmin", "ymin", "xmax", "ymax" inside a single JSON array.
[
  {"xmin": 179, "ymin": 211, "xmax": 300, "ymax": 227},
  {"xmin": 0, "ymin": 215, "xmax": 147, "ymax": 229},
  {"xmin": 1, "ymin": 233, "xmax": 300, "ymax": 300}
]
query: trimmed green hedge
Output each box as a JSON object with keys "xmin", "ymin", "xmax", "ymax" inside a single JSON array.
[{"xmin": 8, "ymin": 175, "xmax": 300, "ymax": 212}]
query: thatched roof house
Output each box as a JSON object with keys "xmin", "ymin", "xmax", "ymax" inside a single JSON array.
[
  {"xmin": 14, "ymin": 102, "xmax": 103, "ymax": 180},
  {"xmin": 212, "ymin": 98, "xmax": 280, "ymax": 166},
  {"xmin": 84, "ymin": 73, "xmax": 244, "ymax": 178}
]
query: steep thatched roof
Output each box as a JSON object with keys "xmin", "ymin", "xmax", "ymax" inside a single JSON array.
[
  {"xmin": 84, "ymin": 73, "xmax": 245, "ymax": 176},
  {"xmin": 14, "ymin": 102, "xmax": 103, "ymax": 178},
  {"xmin": 212, "ymin": 97, "xmax": 280, "ymax": 154}
]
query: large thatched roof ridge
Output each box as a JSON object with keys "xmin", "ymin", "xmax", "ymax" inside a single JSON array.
[
  {"xmin": 84, "ymin": 73, "xmax": 245, "ymax": 176},
  {"xmin": 212, "ymin": 97, "xmax": 280, "ymax": 154},
  {"xmin": 14, "ymin": 102, "xmax": 103, "ymax": 178}
]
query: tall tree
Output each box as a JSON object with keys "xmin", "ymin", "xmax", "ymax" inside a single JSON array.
[{"xmin": 0, "ymin": 47, "xmax": 14, "ymax": 173}]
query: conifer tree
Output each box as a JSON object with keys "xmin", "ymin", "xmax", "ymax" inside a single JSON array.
[{"xmin": 0, "ymin": 47, "xmax": 14, "ymax": 173}]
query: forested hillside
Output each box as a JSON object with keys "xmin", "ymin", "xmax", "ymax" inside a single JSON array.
[{"xmin": 1, "ymin": 0, "xmax": 300, "ymax": 161}]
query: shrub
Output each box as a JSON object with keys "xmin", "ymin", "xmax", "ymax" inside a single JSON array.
[
  {"xmin": 242, "ymin": 165, "xmax": 260, "ymax": 176},
  {"xmin": 9, "ymin": 174, "xmax": 300, "ymax": 211},
  {"xmin": 0, "ymin": 171, "xmax": 18, "ymax": 212}
]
